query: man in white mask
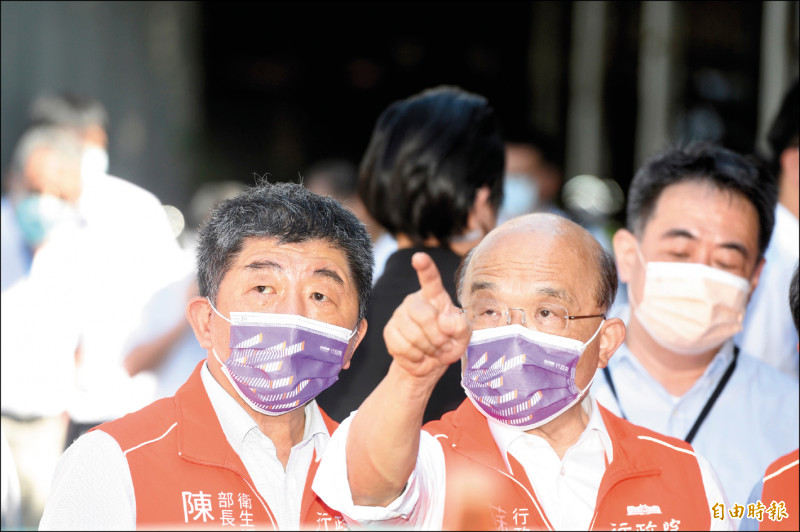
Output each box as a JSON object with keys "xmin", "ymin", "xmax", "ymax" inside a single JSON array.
[
  {"xmin": 592, "ymin": 142, "xmax": 799, "ymax": 511},
  {"xmin": 313, "ymin": 213, "xmax": 733, "ymax": 530},
  {"xmin": 27, "ymin": 93, "xmax": 185, "ymax": 448}
]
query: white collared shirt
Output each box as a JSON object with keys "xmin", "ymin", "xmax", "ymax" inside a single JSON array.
[
  {"xmin": 591, "ymin": 327, "xmax": 800, "ymax": 507},
  {"xmin": 735, "ymin": 203, "xmax": 799, "ymax": 379},
  {"xmin": 313, "ymin": 396, "xmax": 733, "ymax": 530},
  {"xmin": 489, "ymin": 397, "xmax": 613, "ymax": 530},
  {"xmin": 40, "ymin": 363, "xmax": 330, "ymax": 530},
  {"xmin": 202, "ymin": 363, "xmax": 330, "ymax": 530}
]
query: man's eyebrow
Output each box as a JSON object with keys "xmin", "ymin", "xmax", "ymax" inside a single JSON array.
[
  {"xmin": 534, "ymin": 286, "xmax": 573, "ymax": 305},
  {"xmin": 314, "ymin": 267, "xmax": 345, "ymax": 286},
  {"xmin": 661, "ymin": 228, "xmax": 749, "ymax": 259},
  {"xmin": 661, "ymin": 228, "xmax": 697, "ymax": 241},
  {"xmin": 470, "ymin": 280, "xmax": 496, "ymax": 294},
  {"xmin": 244, "ymin": 260, "xmax": 282, "ymax": 271}
]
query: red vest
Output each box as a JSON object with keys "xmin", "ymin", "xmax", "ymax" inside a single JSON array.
[
  {"xmin": 95, "ymin": 363, "xmax": 343, "ymax": 530},
  {"xmin": 423, "ymin": 400, "xmax": 711, "ymax": 531},
  {"xmin": 760, "ymin": 449, "xmax": 799, "ymax": 531}
]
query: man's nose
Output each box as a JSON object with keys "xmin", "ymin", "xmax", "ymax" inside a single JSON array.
[
  {"xmin": 508, "ymin": 307, "xmax": 527, "ymax": 326},
  {"xmin": 270, "ymin": 291, "xmax": 305, "ymax": 317}
]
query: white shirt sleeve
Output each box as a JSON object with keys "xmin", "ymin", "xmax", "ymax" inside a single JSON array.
[
  {"xmin": 312, "ymin": 413, "xmax": 447, "ymax": 529},
  {"xmin": 696, "ymin": 451, "xmax": 735, "ymax": 531},
  {"xmin": 39, "ymin": 430, "xmax": 135, "ymax": 530}
]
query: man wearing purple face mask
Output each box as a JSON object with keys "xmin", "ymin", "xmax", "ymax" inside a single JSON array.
[
  {"xmin": 313, "ymin": 213, "xmax": 733, "ymax": 530},
  {"xmin": 40, "ymin": 182, "xmax": 373, "ymax": 530}
]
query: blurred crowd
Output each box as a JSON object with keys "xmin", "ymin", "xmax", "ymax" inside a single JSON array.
[{"xmin": 0, "ymin": 79, "xmax": 797, "ymax": 531}]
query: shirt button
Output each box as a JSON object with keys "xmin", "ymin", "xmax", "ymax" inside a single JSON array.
[{"xmin": 560, "ymin": 466, "xmax": 566, "ymax": 476}]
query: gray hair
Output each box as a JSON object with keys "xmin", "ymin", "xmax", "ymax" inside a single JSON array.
[
  {"xmin": 196, "ymin": 181, "xmax": 374, "ymax": 321},
  {"xmin": 9, "ymin": 125, "xmax": 83, "ymax": 185},
  {"xmin": 29, "ymin": 92, "xmax": 109, "ymax": 131}
]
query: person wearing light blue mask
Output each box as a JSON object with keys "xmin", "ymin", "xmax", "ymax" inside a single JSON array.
[
  {"xmin": 313, "ymin": 213, "xmax": 732, "ymax": 530},
  {"xmin": 0, "ymin": 125, "xmax": 88, "ymax": 530},
  {"xmin": 496, "ymin": 138, "xmax": 566, "ymax": 225},
  {"xmin": 41, "ymin": 182, "xmax": 374, "ymax": 530}
]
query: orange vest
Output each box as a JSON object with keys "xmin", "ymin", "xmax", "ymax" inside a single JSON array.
[
  {"xmin": 423, "ymin": 400, "xmax": 711, "ymax": 531},
  {"xmin": 95, "ymin": 363, "xmax": 343, "ymax": 530},
  {"xmin": 760, "ymin": 449, "xmax": 799, "ymax": 531}
]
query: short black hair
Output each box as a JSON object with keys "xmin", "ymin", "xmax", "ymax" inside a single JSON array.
[
  {"xmin": 767, "ymin": 80, "xmax": 799, "ymax": 173},
  {"xmin": 791, "ymin": 264, "xmax": 799, "ymax": 336},
  {"xmin": 196, "ymin": 181, "xmax": 374, "ymax": 321},
  {"xmin": 626, "ymin": 142, "xmax": 777, "ymax": 261},
  {"xmin": 29, "ymin": 92, "xmax": 109, "ymax": 131},
  {"xmin": 358, "ymin": 85, "xmax": 505, "ymax": 246}
]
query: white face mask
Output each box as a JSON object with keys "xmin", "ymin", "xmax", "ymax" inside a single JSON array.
[
  {"xmin": 630, "ymin": 257, "xmax": 750, "ymax": 355},
  {"xmin": 81, "ymin": 146, "xmax": 109, "ymax": 181}
]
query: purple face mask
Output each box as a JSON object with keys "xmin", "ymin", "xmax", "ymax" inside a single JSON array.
[
  {"xmin": 462, "ymin": 322, "xmax": 603, "ymax": 430},
  {"xmin": 210, "ymin": 300, "xmax": 356, "ymax": 416}
]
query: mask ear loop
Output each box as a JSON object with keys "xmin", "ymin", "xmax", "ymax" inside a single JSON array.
[
  {"xmin": 207, "ymin": 297, "xmax": 231, "ymax": 323},
  {"xmin": 206, "ymin": 298, "xmax": 231, "ymax": 366},
  {"xmin": 627, "ymin": 241, "xmax": 648, "ymax": 312},
  {"xmin": 584, "ymin": 319, "xmax": 606, "ymax": 348}
]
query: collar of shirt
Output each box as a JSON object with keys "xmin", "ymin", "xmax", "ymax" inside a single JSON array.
[
  {"xmin": 199, "ymin": 362, "xmax": 330, "ymax": 459},
  {"xmin": 488, "ymin": 395, "xmax": 614, "ymax": 472},
  {"xmin": 609, "ymin": 315, "xmax": 736, "ymax": 404}
]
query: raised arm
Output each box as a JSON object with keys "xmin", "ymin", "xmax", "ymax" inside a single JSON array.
[{"xmin": 346, "ymin": 252, "xmax": 471, "ymax": 506}]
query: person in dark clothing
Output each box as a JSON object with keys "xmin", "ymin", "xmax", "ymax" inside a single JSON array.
[{"xmin": 317, "ymin": 85, "xmax": 505, "ymax": 422}]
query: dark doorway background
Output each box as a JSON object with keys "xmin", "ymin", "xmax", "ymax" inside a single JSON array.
[{"xmin": 200, "ymin": 1, "xmax": 535, "ymax": 186}]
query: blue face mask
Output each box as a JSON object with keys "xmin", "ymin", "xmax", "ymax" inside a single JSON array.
[
  {"xmin": 498, "ymin": 173, "xmax": 540, "ymax": 223},
  {"xmin": 14, "ymin": 194, "xmax": 79, "ymax": 248}
]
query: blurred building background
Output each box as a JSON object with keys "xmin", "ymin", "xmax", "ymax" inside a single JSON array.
[{"xmin": 2, "ymin": 0, "xmax": 798, "ymax": 224}]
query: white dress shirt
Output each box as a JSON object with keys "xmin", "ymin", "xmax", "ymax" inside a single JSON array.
[
  {"xmin": 591, "ymin": 330, "xmax": 800, "ymax": 507},
  {"xmin": 313, "ymin": 397, "xmax": 733, "ymax": 530},
  {"xmin": 67, "ymin": 172, "xmax": 185, "ymax": 424},
  {"xmin": 40, "ymin": 363, "xmax": 330, "ymax": 530},
  {"xmin": 735, "ymin": 203, "xmax": 799, "ymax": 379},
  {"xmin": 1, "ymin": 197, "xmax": 89, "ymax": 419}
]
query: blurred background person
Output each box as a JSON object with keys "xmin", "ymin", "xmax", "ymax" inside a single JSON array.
[
  {"xmin": 316, "ymin": 85, "xmax": 505, "ymax": 423},
  {"xmin": 741, "ymin": 263, "xmax": 799, "ymax": 531},
  {"xmin": 1, "ymin": 424, "xmax": 21, "ymax": 530},
  {"xmin": 736, "ymin": 80, "xmax": 799, "ymax": 379},
  {"xmin": 25, "ymin": 92, "xmax": 186, "ymax": 448},
  {"xmin": 302, "ymin": 158, "xmax": 397, "ymax": 282},
  {"xmin": 120, "ymin": 180, "xmax": 246, "ymax": 401},
  {"xmin": 0, "ymin": 125, "xmax": 90, "ymax": 529},
  {"xmin": 496, "ymin": 127, "xmax": 567, "ymax": 224}
]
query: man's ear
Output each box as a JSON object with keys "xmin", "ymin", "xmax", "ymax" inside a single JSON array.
[
  {"xmin": 467, "ymin": 185, "xmax": 496, "ymax": 233},
  {"xmin": 612, "ymin": 228, "xmax": 638, "ymax": 284},
  {"xmin": 186, "ymin": 296, "xmax": 214, "ymax": 350},
  {"xmin": 597, "ymin": 317, "xmax": 626, "ymax": 369},
  {"xmin": 342, "ymin": 318, "xmax": 368, "ymax": 370}
]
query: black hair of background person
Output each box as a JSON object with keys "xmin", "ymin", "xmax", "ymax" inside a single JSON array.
[
  {"xmin": 317, "ymin": 86, "xmax": 505, "ymax": 423},
  {"xmin": 357, "ymin": 85, "xmax": 505, "ymax": 247},
  {"xmin": 626, "ymin": 142, "xmax": 777, "ymax": 261}
]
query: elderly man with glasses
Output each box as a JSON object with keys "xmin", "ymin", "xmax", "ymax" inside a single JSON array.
[{"xmin": 312, "ymin": 213, "xmax": 733, "ymax": 530}]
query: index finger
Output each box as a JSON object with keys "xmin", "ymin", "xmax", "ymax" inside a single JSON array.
[{"xmin": 412, "ymin": 252, "xmax": 454, "ymax": 311}]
